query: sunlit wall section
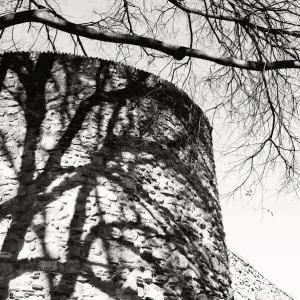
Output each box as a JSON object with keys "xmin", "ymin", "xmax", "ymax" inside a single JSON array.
[
  {"xmin": 229, "ymin": 251, "xmax": 294, "ymax": 300},
  {"xmin": 0, "ymin": 52, "xmax": 231, "ymax": 300}
]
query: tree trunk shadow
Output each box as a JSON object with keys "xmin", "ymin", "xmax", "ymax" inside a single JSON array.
[{"xmin": 0, "ymin": 54, "xmax": 227, "ymax": 300}]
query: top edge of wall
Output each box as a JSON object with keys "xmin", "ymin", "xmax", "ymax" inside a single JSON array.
[
  {"xmin": 228, "ymin": 250, "xmax": 295, "ymax": 300},
  {"xmin": 0, "ymin": 50, "xmax": 212, "ymax": 132}
]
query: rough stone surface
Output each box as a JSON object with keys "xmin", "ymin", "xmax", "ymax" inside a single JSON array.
[
  {"xmin": 0, "ymin": 51, "xmax": 292, "ymax": 300},
  {"xmin": 0, "ymin": 51, "xmax": 229, "ymax": 300},
  {"xmin": 229, "ymin": 251, "xmax": 294, "ymax": 300},
  {"xmin": 0, "ymin": 50, "xmax": 294, "ymax": 300}
]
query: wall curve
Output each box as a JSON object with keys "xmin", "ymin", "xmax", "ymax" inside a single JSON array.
[
  {"xmin": 0, "ymin": 52, "xmax": 231, "ymax": 300},
  {"xmin": 229, "ymin": 251, "xmax": 294, "ymax": 300}
]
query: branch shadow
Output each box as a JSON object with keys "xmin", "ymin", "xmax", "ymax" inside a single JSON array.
[{"xmin": 0, "ymin": 53, "xmax": 228, "ymax": 300}]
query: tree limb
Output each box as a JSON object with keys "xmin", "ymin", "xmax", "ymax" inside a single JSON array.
[{"xmin": 1, "ymin": 9, "xmax": 300, "ymax": 71}]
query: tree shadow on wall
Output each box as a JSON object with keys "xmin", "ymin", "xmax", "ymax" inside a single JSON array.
[{"xmin": 0, "ymin": 53, "xmax": 228, "ymax": 300}]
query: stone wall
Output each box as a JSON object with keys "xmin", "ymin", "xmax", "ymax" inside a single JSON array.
[
  {"xmin": 229, "ymin": 251, "xmax": 294, "ymax": 300},
  {"xmin": 0, "ymin": 52, "xmax": 231, "ymax": 300}
]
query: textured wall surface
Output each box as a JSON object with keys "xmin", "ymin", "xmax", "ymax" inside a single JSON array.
[
  {"xmin": 229, "ymin": 252, "xmax": 294, "ymax": 300},
  {"xmin": 0, "ymin": 52, "xmax": 231, "ymax": 300}
]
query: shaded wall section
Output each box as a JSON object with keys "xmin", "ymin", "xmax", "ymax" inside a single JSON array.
[{"xmin": 0, "ymin": 52, "xmax": 231, "ymax": 300}]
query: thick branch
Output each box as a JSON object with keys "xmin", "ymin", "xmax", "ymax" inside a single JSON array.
[{"xmin": 1, "ymin": 9, "xmax": 300, "ymax": 71}]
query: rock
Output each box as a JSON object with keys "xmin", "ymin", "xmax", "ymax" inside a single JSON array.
[
  {"xmin": 66, "ymin": 259, "xmax": 80, "ymax": 273},
  {"xmin": 39, "ymin": 260, "xmax": 58, "ymax": 272},
  {"xmin": 94, "ymin": 290, "xmax": 111, "ymax": 300},
  {"xmin": 176, "ymin": 173, "xmax": 186, "ymax": 184},
  {"xmin": 2, "ymin": 239, "xmax": 21, "ymax": 254},
  {"xmin": 183, "ymin": 269, "xmax": 200, "ymax": 279},
  {"xmin": 130, "ymin": 269, "xmax": 143, "ymax": 285},
  {"xmin": 47, "ymin": 246, "xmax": 60, "ymax": 260},
  {"xmin": 24, "ymin": 231, "xmax": 36, "ymax": 242},
  {"xmin": 161, "ymin": 190, "xmax": 175, "ymax": 197},
  {"xmin": 171, "ymin": 251, "xmax": 189, "ymax": 269},
  {"xmin": 58, "ymin": 262, "xmax": 66, "ymax": 273},
  {"xmin": 122, "ymin": 177, "xmax": 137, "ymax": 192},
  {"xmin": 152, "ymin": 248, "xmax": 165, "ymax": 260},
  {"xmin": 211, "ymin": 257, "xmax": 220, "ymax": 270},
  {"xmin": 103, "ymin": 214, "xmax": 119, "ymax": 223},
  {"xmin": 111, "ymin": 172, "xmax": 121, "ymax": 180},
  {"xmin": 140, "ymin": 246, "xmax": 152, "ymax": 259},
  {"xmin": 123, "ymin": 229, "xmax": 138, "ymax": 242},
  {"xmin": 138, "ymin": 153, "xmax": 155, "ymax": 161},
  {"xmin": 143, "ymin": 270, "xmax": 153, "ymax": 284},
  {"xmin": 96, "ymin": 186, "xmax": 108, "ymax": 197},
  {"xmin": 30, "ymin": 242, "xmax": 36, "ymax": 251},
  {"xmin": 17, "ymin": 242, "xmax": 32, "ymax": 260},
  {"xmin": 154, "ymin": 274, "xmax": 168, "ymax": 285},
  {"xmin": 199, "ymin": 248, "xmax": 211, "ymax": 266},
  {"xmin": 0, "ymin": 251, "xmax": 12, "ymax": 259},
  {"xmin": 168, "ymin": 276, "xmax": 180, "ymax": 284},
  {"xmin": 123, "ymin": 275, "xmax": 138, "ymax": 294},
  {"xmin": 0, "ymin": 263, "xmax": 13, "ymax": 276},
  {"xmin": 175, "ymin": 285, "xmax": 183, "ymax": 296},
  {"xmin": 116, "ymin": 267, "xmax": 130, "ymax": 279},
  {"xmin": 58, "ymin": 211, "xmax": 70, "ymax": 220},
  {"xmin": 30, "ymin": 272, "xmax": 40, "ymax": 279},
  {"xmin": 121, "ymin": 151, "xmax": 135, "ymax": 162},
  {"xmin": 69, "ymin": 172, "xmax": 85, "ymax": 183},
  {"xmin": 110, "ymin": 227, "xmax": 122, "ymax": 239},
  {"xmin": 106, "ymin": 160, "xmax": 119, "ymax": 169},
  {"xmin": 99, "ymin": 197, "xmax": 111, "ymax": 207},
  {"xmin": 32, "ymin": 284, "xmax": 44, "ymax": 290},
  {"xmin": 144, "ymin": 284, "xmax": 164, "ymax": 300},
  {"xmin": 157, "ymin": 161, "xmax": 166, "ymax": 168},
  {"xmin": 152, "ymin": 167, "xmax": 162, "ymax": 175},
  {"xmin": 107, "ymin": 191, "xmax": 118, "ymax": 201},
  {"xmin": 162, "ymin": 286, "xmax": 176, "ymax": 296}
]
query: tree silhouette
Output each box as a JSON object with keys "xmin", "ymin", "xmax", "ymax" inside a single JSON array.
[
  {"xmin": 1, "ymin": 0, "xmax": 300, "ymax": 193},
  {"xmin": 1, "ymin": 1, "xmax": 298, "ymax": 299}
]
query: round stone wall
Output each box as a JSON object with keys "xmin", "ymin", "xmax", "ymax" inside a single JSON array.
[{"xmin": 0, "ymin": 52, "xmax": 231, "ymax": 300}]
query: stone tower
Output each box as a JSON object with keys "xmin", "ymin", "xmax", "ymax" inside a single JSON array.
[{"xmin": 0, "ymin": 52, "xmax": 231, "ymax": 300}]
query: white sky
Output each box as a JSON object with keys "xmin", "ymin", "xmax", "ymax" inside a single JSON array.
[
  {"xmin": 217, "ymin": 152, "xmax": 300, "ymax": 299},
  {"xmin": 2, "ymin": 1, "xmax": 299, "ymax": 298}
]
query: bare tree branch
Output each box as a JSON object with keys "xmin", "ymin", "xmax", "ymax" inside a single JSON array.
[
  {"xmin": 167, "ymin": 0, "xmax": 300, "ymax": 39},
  {"xmin": 1, "ymin": 0, "xmax": 300, "ymax": 195},
  {"xmin": 2, "ymin": 9, "xmax": 300, "ymax": 71}
]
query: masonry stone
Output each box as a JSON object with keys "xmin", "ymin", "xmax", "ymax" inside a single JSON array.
[
  {"xmin": 229, "ymin": 252, "xmax": 294, "ymax": 300},
  {"xmin": 0, "ymin": 51, "xmax": 293, "ymax": 300}
]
